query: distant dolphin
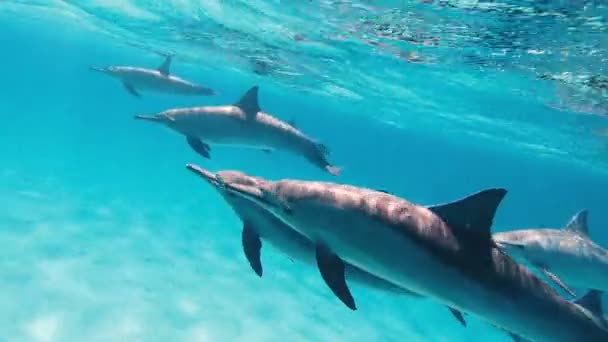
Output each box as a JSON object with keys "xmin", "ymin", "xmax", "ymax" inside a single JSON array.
[
  {"xmin": 185, "ymin": 164, "xmax": 465, "ymax": 326},
  {"xmin": 136, "ymin": 86, "xmax": 340, "ymax": 176},
  {"xmin": 90, "ymin": 54, "xmax": 215, "ymax": 97},
  {"xmin": 494, "ymin": 210, "xmax": 608, "ymax": 294},
  {"xmin": 218, "ymin": 173, "xmax": 608, "ymax": 341}
]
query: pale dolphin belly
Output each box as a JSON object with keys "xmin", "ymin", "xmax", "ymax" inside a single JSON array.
[
  {"xmin": 219, "ymin": 192, "xmax": 406, "ymax": 295},
  {"xmin": 169, "ymin": 113, "xmax": 301, "ymax": 151},
  {"xmin": 543, "ymin": 248, "xmax": 608, "ymax": 292},
  {"xmin": 281, "ymin": 202, "xmax": 607, "ymax": 342},
  {"xmin": 121, "ymin": 70, "xmax": 201, "ymax": 94}
]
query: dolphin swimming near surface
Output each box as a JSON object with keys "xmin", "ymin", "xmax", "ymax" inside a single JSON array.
[
  {"xmin": 217, "ymin": 173, "xmax": 608, "ymax": 341},
  {"xmin": 136, "ymin": 86, "xmax": 340, "ymax": 176},
  {"xmin": 90, "ymin": 54, "xmax": 215, "ymax": 97},
  {"xmin": 494, "ymin": 210, "xmax": 608, "ymax": 294},
  {"xmin": 184, "ymin": 164, "xmax": 467, "ymax": 326},
  {"xmin": 185, "ymin": 164, "xmax": 406, "ymax": 292}
]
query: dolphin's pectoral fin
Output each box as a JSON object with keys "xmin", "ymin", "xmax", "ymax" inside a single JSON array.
[
  {"xmin": 315, "ymin": 243, "xmax": 357, "ymax": 310},
  {"xmin": 376, "ymin": 189, "xmax": 392, "ymax": 194},
  {"xmin": 157, "ymin": 54, "xmax": 172, "ymax": 76},
  {"xmin": 564, "ymin": 209, "xmax": 590, "ymax": 237},
  {"xmin": 261, "ymin": 148, "xmax": 272, "ymax": 153},
  {"xmin": 242, "ymin": 221, "xmax": 263, "ymax": 277},
  {"xmin": 235, "ymin": 85, "xmax": 261, "ymax": 118},
  {"xmin": 428, "ymin": 188, "xmax": 507, "ymax": 252},
  {"xmin": 447, "ymin": 307, "xmax": 466, "ymax": 326},
  {"xmin": 533, "ymin": 262, "xmax": 576, "ymax": 298},
  {"xmin": 508, "ymin": 332, "xmax": 531, "ymax": 342},
  {"xmin": 288, "ymin": 118, "xmax": 297, "ymax": 128},
  {"xmin": 186, "ymin": 136, "xmax": 211, "ymax": 159},
  {"xmin": 573, "ymin": 289, "xmax": 604, "ymax": 317},
  {"xmin": 123, "ymin": 82, "xmax": 141, "ymax": 97}
]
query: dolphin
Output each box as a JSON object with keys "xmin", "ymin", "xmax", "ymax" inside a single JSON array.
[
  {"xmin": 494, "ymin": 210, "xmax": 608, "ymax": 294},
  {"xmin": 185, "ymin": 164, "xmax": 466, "ymax": 326},
  {"xmin": 90, "ymin": 54, "xmax": 215, "ymax": 97},
  {"xmin": 218, "ymin": 173, "xmax": 608, "ymax": 341},
  {"xmin": 136, "ymin": 86, "xmax": 340, "ymax": 176}
]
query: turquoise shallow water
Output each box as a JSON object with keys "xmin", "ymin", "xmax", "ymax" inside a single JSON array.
[{"xmin": 1, "ymin": 1, "xmax": 608, "ymax": 341}]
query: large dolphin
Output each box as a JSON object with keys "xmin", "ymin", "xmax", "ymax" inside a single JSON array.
[
  {"xmin": 136, "ymin": 86, "xmax": 340, "ymax": 176},
  {"xmin": 218, "ymin": 173, "xmax": 608, "ymax": 341},
  {"xmin": 90, "ymin": 54, "xmax": 215, "ymax": 97},
  {"xmin": 494, "ymin": 210, "xmax": 608, "ymax": 294},
  {"xmin": 185, "ymin": 164, "xmax": 466, "ymax": 326}
]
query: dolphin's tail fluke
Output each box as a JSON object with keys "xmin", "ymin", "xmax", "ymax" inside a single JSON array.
[{"xmin": 326, "ymin": 165, "xmax": 341, "ymax": 176}]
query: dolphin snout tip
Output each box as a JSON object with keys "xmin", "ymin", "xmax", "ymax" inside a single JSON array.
[
  {"xmin": 185, "ymin": 164, "xmax": 216, "ymax": 182},
  {"xmin": 89, "ymin": 66, "xmax": 106, "ymax": 73},
  {"xmin": 494, "ymin": 240, "xmax": 506, "ymax": 249},
  {"xmin": 134, "ymin": 114, "xmax": 163, "ymax": 122}
]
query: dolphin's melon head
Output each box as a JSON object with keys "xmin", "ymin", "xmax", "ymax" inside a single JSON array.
[
  {"xmin": 219, "ymin": 180, "xmax": 291, "ymax": 215},
  {"xmin": 216, "ymin": 170, "xmax": 266, "ymax": 187},
  {"xmin": 186, "ymin": 165, "xmax": 271, "ymax": 202},
  {"xmin": 494, "ymin": 231, "xmax": 542, "ymax": 261}
]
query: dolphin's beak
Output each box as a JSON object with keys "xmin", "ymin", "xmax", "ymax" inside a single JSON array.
[
  {"xmin": 186, "ymin": 163, "xmax": 267, "ymax": 203},
  {"xmin": 494, "ymin": 239, "xmax": 525, "ymax": 251},
  {"xmin": 186, "ymin": 164, "xmax": 218, "ymax": 184},
  {"xmin": 134, "ymin": 114, "xmax": 165, "ymax": 122},
  {"xmin": 89, "ymin": 66, "xmax": 108, "ymax": 73}
]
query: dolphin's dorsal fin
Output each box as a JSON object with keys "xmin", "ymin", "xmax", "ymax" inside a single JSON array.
[
  {"xmin": 428, "ymin": 188, "xmax": 508, "ymax": 242},
  {"xmin": 574, "ymin": 289, "xmax": 604, "ymax": 317},
  {"xmin": 235, "ymin": 86, "xmax": 261, "ymax": 117},
  {"xmin": 564, "ymin": 210, "xmax": 589, "ymax": 237},
  {"xmin": 157, "ymin": 55, "xmax": 172, "ymax": 76}
]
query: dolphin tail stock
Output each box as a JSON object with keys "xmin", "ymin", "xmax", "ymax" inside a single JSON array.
[
  {"xmin": 316, "ymin": 142, "xmax": 331, "ymax": 156},
  {"xmin": 312, "ymin": 141, "xmax": 341, "ymax": 176}
]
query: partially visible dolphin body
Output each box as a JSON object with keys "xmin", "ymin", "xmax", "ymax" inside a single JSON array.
[
  {"xmin": 217, "ymin": 172, "xmax": 608, "ymax": 342},
  {"xmin": 90, "ymin": 55, "xmax": 215, "ymax": 97},
  {"xmin": 494, "ymin": 210, "xmax": 608, "ymax": 294},
  {"xmin": 185, "ymin": 164, "xmax": 466, "ymax": 326},
  {"xmin": 136, "ymin": 86, "xmax": 340, "ymax": 176}
]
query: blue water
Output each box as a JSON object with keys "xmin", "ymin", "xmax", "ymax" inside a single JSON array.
[{"xmin": 2, "ymin": 1, "xmax": 608, "ymax": 341}]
